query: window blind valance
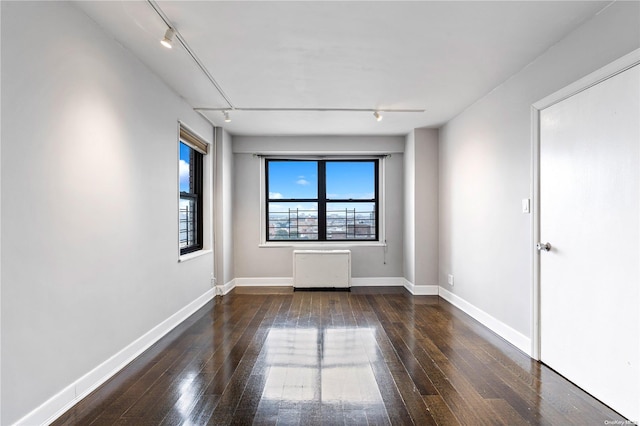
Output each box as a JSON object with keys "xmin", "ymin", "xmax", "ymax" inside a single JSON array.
[{"xmin": 180, "ymin": 126, "xmax": 208, "ymax": 155}]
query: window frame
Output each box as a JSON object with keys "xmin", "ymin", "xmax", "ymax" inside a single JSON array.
[
  {"xmin": 179, "ymin": 141, "xmax": 204, "ymax": 255},
  {"xmin": 265, "ymin": 157, "xmax": 380, "ymax": 243}
]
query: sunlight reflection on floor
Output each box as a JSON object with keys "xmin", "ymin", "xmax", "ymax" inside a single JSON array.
[{"xmin": 261, "ymin": 327, "xmax": 384, "ymax": 407}]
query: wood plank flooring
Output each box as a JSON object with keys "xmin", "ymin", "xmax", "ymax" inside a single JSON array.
[{"xmin": 53, "ymin": 287, "xmax": 627, "ymax": 425}]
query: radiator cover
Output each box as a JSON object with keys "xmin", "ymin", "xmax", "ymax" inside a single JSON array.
[{"xmin": 293, "ymin": 250, "xmax": 351, "ymax": 288}]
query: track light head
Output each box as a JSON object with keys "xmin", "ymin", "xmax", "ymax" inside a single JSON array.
[
  {"xmin": 373, "ymin": 111, "xmax": 383, "ymax": 122},
  {"xmin": 161, "ymin": 28, "xmax": 175, "ymax": 49},
  {"xmin": 223, "ymin": 110, "xmax": 231, "ymax": 123}
]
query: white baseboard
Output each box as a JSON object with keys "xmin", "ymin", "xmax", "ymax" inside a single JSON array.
[
  {"xmin": 438, "ymin": 287, "xmax": 531, "ymax": 356},
  {"xmin": 217, "ymin": 279, "xmax": 236, "ymax": 295},
  {"xmin": 16, "ymin": 289, "xmax": 215, "ymax": 426},
  {"xmin": 403, "ymin": 279, "xmax": 439, "ymax": 295},
  {"xmin": 233, "ymin": 277, "xmax": 405, "ymax": 288}
]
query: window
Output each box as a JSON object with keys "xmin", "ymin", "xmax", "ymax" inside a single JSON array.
[
  {"xmin": 266, "ymin": 159, "xmax": 379, "ymax": 242},
  {"xmin": 179, "ymin": 127, "xmax": 207, "ymax": 255}
]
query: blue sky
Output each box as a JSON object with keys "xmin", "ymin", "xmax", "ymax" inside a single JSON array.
[
  {"xmin": 326, "ymin": 162, "xmax": 375, "ymax": 199},
  {"xmin": 179, "ymin": 142, "xmax": 191, "ymax": 193},
  {"xmin": 268, "ymin": 161, "xmax": 374, "ymax": 200},
  {"xmin": 268, "ymin": 161, "xmax": 317, "ymax": 199}
]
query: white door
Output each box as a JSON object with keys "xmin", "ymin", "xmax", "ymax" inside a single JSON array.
[{"xmin": 540, "ymin": 64, "xmax": 639, "ymax": 420}]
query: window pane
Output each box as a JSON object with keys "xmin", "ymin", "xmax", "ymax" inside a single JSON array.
[
  {"xmin": 326, "ymin": 161, "xmax": 375, "ymax": 200},
  {"xmin": 179, "ymin": 197, "xmax": 197, "ymax": 247},
  {"xmin": 179, "ymin": 142, "xmax": 192, "ymax": 193},
  {"xmin": 179, "ymin": 132, "xmax": 204, "ymax": 255},
  {"xmin": 326, "ymin": 202, "xmax": 376, "ymax": 240},
  {"xmin": 268, "ymin": 202, "xmax": 318, "ymax": 240},
  {"xmin": 268, "ymin": 161, "xmax": 318, "ymax": 199}
]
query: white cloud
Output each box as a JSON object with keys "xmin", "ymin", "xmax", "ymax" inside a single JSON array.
[
  {"xmin": 179, "ymin": 159, "xmax": 190, "ymax": 189},
  {"xmin": 269, "ymin": 192, "xmax": 283, "ymax": 199},
  {"xmin": 295, "ymin": 175, "xmax": 310, "ymax": 186}
]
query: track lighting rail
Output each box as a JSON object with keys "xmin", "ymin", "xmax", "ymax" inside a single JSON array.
[{"xmin": 148, "ymin": 0, "xmax": 425, "ymax": 123}]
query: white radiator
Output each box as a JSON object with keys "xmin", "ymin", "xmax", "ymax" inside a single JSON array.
[{"xmin": 293, "ymin": 250, "xmax": 351, "ymax": 288}]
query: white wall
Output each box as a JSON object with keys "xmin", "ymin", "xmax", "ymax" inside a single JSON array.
[
  {"xmin": 439, "ymin": 1, "xmax": 640, "ymax": 342},
  {"xmin": 413, "ymin": 129, "xmax": 439, "ymax": 288},
  {"xmin": 404, "ymin": 129, "xmax": 439, "ymax": 291},
  {"xmin": 214, "ymin": 128, "xmax": 235, "ymax": 288},
  {"xmin": 232, "ymin": 136, "xmax": 404, "ymax": 281},
  {"xmin": 0, "ymin": 3, "xmax": 3, "ymax": 422},
  {"xmin": 403, "ymin": 131, "xmax": 416, "ymax": 285},
  {"xmin": 1, "ymin": 2, "xmax": 214, "ymax": 424}
]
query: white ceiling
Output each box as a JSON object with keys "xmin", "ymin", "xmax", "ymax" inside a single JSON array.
[{"xmin": 75, "ymin": 1, "xmax": 609, "ymax": 135}]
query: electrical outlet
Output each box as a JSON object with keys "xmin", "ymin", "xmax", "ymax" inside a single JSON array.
[{"xmin": 447, "ymin": 274, "xmax": 454, "ymax": 286}]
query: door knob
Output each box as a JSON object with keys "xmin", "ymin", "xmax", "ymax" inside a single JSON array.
[{"xmin": 537, "ymin": 242, "xmax": 552, "ymax": 252}]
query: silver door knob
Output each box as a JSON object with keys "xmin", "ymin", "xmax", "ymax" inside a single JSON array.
[{"xmin": 537, "ymin": 242, "xmax": 552, "ymax": 252}]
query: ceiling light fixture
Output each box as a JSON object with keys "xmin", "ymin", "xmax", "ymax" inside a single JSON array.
[
  {"xmin": 160, "ymin": 27, "xmax": 175, "ymax": 49},
  {"xmin": 373, "ymin": 111, "xmax": 383, "ymax": 122},
  {"xmin": 223, "ymin": 110, "xmax": 231, "ymax": 123}
]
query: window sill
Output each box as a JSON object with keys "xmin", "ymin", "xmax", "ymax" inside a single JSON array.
[
  {"xmin": 178, "ymin": 249, "xmax": 212, "ymax": 263},
  {"xmin": 259, "ymin": 242, "xmax": 386, "ymax": 248}
]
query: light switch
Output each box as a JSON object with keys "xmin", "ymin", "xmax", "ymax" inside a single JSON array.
[{"xmin": 522, "ymin": 198, "xmax": 530, "ymax": 214}]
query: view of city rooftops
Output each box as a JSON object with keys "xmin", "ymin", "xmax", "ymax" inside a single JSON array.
[
  {"xmin": 266, "ymin": 160, "xmax": 378, "ymax": 241},
  {"xmin": 268, "ymin": 207, "xmax": 376, "ymax": 240}
]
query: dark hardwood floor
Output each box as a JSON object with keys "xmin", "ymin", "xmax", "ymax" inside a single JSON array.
[{"xmin": 53, "ymin": 287, "xmax": 626, "ymax": 425}]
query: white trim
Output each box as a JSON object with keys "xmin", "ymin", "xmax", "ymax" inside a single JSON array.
[
  {"xmin": 232, "ymin": 276, "xmax": 407, "ymax": 288},
  {"xmin": 259, "ymin": 242, "xmax": 387, "ymax": 248},
  {"xmin": 530, "ymin": 48, "xmax": 640, "ymax": 361},
  {"xmin": 178, "ymin": 249, "xmax": 213, "ymax": 263},
  {"xmin": 15, "ymin": 289, "xmax": 215, "ymax": 426},
  {"xmin": 217, "ymin": 279, "xmax": 236, "ymax": 295},
  {"xmin": 533, "ymin": 49, "xmax": 640, "ymax": 111},
  {"xmin": 530, "ymin": 104, "xmax": 541, "ymax": 361},
  {"xmin": 439, "ymin": 287, "xmax": 531, "ymax": 356},
  {"xmin": 0, "ymin": 3, "xmax": 3, "ymax": 416},
  {"xmin": 403, "ymin": 279, "xmax": 439, "ymax": 295},
  {"xmin": 234, "ymin": 277, "xmax": 294, "ymax": 287}
]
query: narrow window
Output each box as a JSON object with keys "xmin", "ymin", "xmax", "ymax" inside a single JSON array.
[
  {"xmin": 266, "ymin": 159, "xmax": 378, "ymax": 242},
  {"xmin": 179, "ymin": 127, "xmax": 207, "ymax": 254}
]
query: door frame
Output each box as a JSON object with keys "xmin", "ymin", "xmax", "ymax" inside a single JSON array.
[{"xmin": 530, "ymin": 48, "xmax": 640, "ymax": 361}]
